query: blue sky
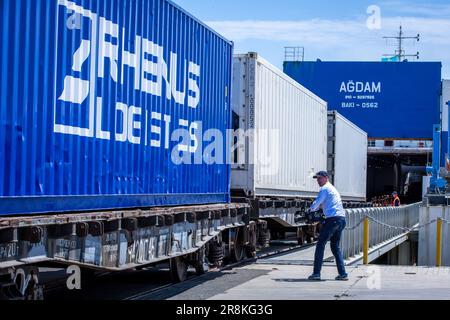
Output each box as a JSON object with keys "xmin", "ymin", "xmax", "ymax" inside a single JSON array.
[{"xmin": 173, "ymin": 0, "xmax": 450, "ymax": 78}]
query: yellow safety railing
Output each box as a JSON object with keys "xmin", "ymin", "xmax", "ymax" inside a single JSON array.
[
  {"xmin": 436, "ymin": 218, "xmax": 443, "ymax": 267},
  {"xmin": 363, "ymin": 217, "xmax": 369, "ymax": 265}
]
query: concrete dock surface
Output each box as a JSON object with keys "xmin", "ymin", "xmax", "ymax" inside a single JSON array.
[{"xmin": 162, "ymin": 264, "xmax": 450, "ymax": 300}]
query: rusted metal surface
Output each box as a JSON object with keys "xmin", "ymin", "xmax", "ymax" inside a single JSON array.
[{"xmin": 0, "ymin": 203, "xmax": 249, "ymax": 271}]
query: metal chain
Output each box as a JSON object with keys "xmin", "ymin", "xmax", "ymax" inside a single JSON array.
[
  {"xmin": 343, "ymin": 216, "xmax": 448, "ymax": 232},
  {"xmin": 413, "ymin": 219, "xmax": 438, "ymax": 230},
  {"xmin": 344, "ymin": 218, "xmax": 365, "ymax": 231},
  {"xmin": 366, "ymin": 216, "xmax": 413, "ymax": 232}
]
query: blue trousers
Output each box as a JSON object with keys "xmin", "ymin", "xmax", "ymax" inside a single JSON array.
[{"xmin": 313, "ymin": 216, "xmax": 347, "ymax": 276}]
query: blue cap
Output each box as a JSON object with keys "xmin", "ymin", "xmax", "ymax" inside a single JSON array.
[{"xmin": 313, "ymin": 171, "xmax": 329, "ymax": 179}]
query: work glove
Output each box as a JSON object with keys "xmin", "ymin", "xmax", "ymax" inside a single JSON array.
[{"xmin": 306, "ymin": 209, "xmax": 325, "ymax": 223}]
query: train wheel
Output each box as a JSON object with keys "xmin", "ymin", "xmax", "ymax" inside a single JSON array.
[
  {"xmin": 193, "ymin": 246, "xmax": 209, "ymax": 275},
  {"xmin": 245, "ymin": 224, "xmax": 257, "ymax": 258},
  {"xmin": 170, "ymin": 256, "xmax": 188, "ymax": 283},
  {"xmin": 230, "ymin": 228, "xmax": 244, "ymax": 262},
  {"xmin": 297, "ymin": 228, "xmax": 306, "ymax": 245},
  {"xmin": 306, "ymin": 223, "xmax": 319, "ymax": 243},
  {"xmin": 3, "ymin": 266, "xmax": 43, "ymax": 300}
]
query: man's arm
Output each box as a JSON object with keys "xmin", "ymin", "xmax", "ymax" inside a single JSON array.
[{"xmin": 310, "ymin": 189, "xmax": 326, "ymax": 212}]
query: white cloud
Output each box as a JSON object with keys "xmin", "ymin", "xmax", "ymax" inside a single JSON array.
[
  {"xmin": 205, "ymin": 17, "xmax": 450, "ymax": 46},
  {"xmin": 206, "ymin": 19, "xmax": 363, "ymax": 44},
  {"xmin": 205, "ymin": 16, "xmax": 450, "ymax": 77}
]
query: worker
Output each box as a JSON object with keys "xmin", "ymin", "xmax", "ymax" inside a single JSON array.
[
  {"xmin": 392, "ymin": 191, "xmax": 401, "ymax": 207},
  {"xmin": 307, "ymin": 171, "xmax": 348, "ymax": 281}
]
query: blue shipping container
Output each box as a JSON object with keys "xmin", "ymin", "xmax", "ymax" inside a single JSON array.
[
  {"xmin": 0, "ymin": 0, "xmax": 233, "ymax": 215},
  {"xmin": 284, "ymin": 61, "xmax": 442, "ymax": 139}
]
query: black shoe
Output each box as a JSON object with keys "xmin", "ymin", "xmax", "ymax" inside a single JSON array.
[
  {"xmin": 308, "ymin": 274, "xmax": 321, "ymax": 280},
  {"xmin": 335, "ymin": 274, "xmax": 348, "ymax": 281}
]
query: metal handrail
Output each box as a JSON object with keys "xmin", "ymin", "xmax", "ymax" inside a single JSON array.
[{"xmin": 341, "ymin": 202, "xmax": 421, "ymax": 260}]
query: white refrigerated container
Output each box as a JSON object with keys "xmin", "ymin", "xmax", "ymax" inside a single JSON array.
[
  {"xmin": 327, "ymin": 111, "xmax": 368, "ymax": 201},
  {"xmin": 231, "ymin": 52, "xmax": 327, "ymax": 198}
]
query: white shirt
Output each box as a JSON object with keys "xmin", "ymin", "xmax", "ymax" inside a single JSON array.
[{"xmin": 310, "ymin": 182, "xmax": 346, "ymax": 218}]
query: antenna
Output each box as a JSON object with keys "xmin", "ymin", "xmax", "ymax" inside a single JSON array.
[{"xmin": 382, "ymin": 25, "xmax": 420, "ymax": 61}]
